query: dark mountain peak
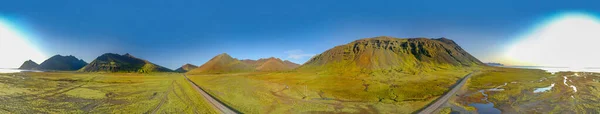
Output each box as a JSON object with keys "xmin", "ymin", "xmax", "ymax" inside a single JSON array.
[
  {"xmin": 99, "ymin": 53, "xmax": 120, "ymax": 57},
  {"xmin": 80, "ymin": 52, "xmax": 172, "ymax": 73},
  {"xmin": 123, "ymin": 53, "xmax": 134, "ymax": 57},
  {"xmin": 18, "ymin": 60, "xmax": 39, "ymax": 70},
  {"xmin": 38, "ymin": 55, "xmax": 88, "ymax": 71},
  {"xmin": 183, "ymin": 63, "xmax": 195, "ymax": 67}
]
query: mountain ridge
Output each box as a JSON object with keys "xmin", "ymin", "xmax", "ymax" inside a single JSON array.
[
  {"xmin": 187, "ymin": 53, "xmax": 255, "ymax": 74},
  {"xmin": 79, "ymin": 53, "xmax": 172, "ymax": 73},
  {"xmin": 188, "ymin": 54, "xmax": 300, "ymax": 74},
  {"xmin": 175, "ymin": 63, "xmax": 198, "ymax": 72},
  {"xmin": 37, "ymin": 55, "xmax": 88, "ymax": 71},
  {"xmin": 300, "ymin": 36, "xmax": 483, "ymax": 73},
  {"xmin": 18, "ymin": 60, "xmax": 39, "ymax": 70}
]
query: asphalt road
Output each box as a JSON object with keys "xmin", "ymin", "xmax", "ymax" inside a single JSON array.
[
  {"xmin": 418, "ymin": 72, "xmax": 474, "ymax": 114},
  {"xmin": 183, "ymin": 74, "xmax": 238, "ymax": 114}
]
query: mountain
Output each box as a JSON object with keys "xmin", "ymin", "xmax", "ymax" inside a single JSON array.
[
  {"xmin": 79, "ymin": 53, "xmax": 172, "ymax": 72},
  {"xmin": 300, "ymin": 36, "xmax": 483, "ymax": 73},
  {"xmin": 485, "ymin": 62, "xmax": 504, "ymax": 66},
  {"xmin": 18, "ymin": 60, "xmax": 39, "ymax": 70},
  {"xmin": 283, "ymin": 60, "xmax": 301, "ymax": 69},
  {"xmin": 187, "ymin": 53, "xmax": 255, "ymax": 74},
  {"xmin": 37, "ymin": 55, "xmax": 88, "ymax": 71},
  {"xmin": 252, "ymin": 57, "xmax": 300, "ymax": 71},
  {"xmin": 175, "ymin": 64, "xmax": 198, "ymax": 72}
]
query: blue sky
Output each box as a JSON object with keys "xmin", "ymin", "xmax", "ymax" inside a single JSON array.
[{"xmin": 1, "ymin": 0, "xmax": 599, "ymax": 69}]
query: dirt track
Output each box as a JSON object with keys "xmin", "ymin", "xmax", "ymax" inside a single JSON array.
[{"xmin": 183, "ymin": 74, "xmax": 238, "ymax": 114}]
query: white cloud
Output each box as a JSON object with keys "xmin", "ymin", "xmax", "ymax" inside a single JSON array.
[{"xmin": 285, "ymin": 49, "xmax": 315, "ymax": 59}]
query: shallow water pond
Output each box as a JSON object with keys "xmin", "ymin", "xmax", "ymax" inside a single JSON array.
[
  {"xmin": 469, "ymin": 103, "xmax": 501, "ymax": 114},
  {"xmin": 533, "ymin": 83, "xmax": 555, "ymax": 93},
  {"xmin": 468, "ymin": 90, "xmax": 501, "ymax": 114}
]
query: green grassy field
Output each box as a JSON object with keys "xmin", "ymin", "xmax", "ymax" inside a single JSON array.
[
  {"xmin": 0, "ymin": 72, "xmax": 217, "ymax": 113},
  {"xmin": 456, "ymin": 67, "xmax": 600, "ymax": 113},
  {"xmin": 188, "ymin": 66, "xmax": 478, "ymax": 113}
]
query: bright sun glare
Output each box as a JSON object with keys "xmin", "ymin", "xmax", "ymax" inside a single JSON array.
[
  {"xmin": 507, "ymin": 12, "xmax": 600, "ymax": 68},
  {"xmin": 0, "ymin": 18, "xmax": 46, "ymax": 68}
]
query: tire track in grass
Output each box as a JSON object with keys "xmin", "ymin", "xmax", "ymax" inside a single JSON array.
[
  {"xmin": 27, "ymin": 76, "xmax": 99, "ymax": 101},
  {"xmin": 172, "ymin": 80, "xmax": 200, "ymax": 114},
  {"xmin": 150, "ymin": 80, "xmax": 175, "ymax": 114}
]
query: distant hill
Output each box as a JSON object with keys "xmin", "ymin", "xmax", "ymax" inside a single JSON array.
[
  {"xmin": 485, "ymin": 62, "xmax": 504, "ymax": 66},
  {"xmin": 79, "ymin": 53, "xmax": 172, "ymax": 73},
  {"xmin": 300, "ymin": 36, "xmax": 483, "ymax": 73},
  {"xmin": 37, "ymin": 55, "xmax": 88, "ymax": 71},
  {"xmin": 188, "ymin": 54, "xmax": 300, "ymax": 74},
  {"xmin": 283, "ymin": 60, "xmax": 301, "ymax": 68},
  {"xmin": 187, "ymin": 53, "xmax": 255, "ymax": 74},
  {"xmin": 243, "ymin": 57, "xmax": 300, "ymax": 71},
  {"xmin": 18, "ymin": 60, "xmax": 39, "ymax": 70},
  {"xmin": 175, "ymin": 64, "xmax": 198, "ymax": 72}
]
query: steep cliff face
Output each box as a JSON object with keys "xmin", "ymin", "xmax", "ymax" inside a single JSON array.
[
  {"xmin": 300, "ymin": 36, "xmax": 483, "ymax": 72},
  {"xmin": 37, "ymin": 55, "xmax": 88, "ymax": 71},
  {"xmin": 18, "ymin": 60, "xmax": 39, "ymax": 70},
  {"xmin": 79, "ymin": 53, "xmax": 172, "ymax": 72}
]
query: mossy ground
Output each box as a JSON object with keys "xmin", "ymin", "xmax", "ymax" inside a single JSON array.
[
  {"xmin": 188, "ymin": 65, "xmax": 478, "ymax": 113},
  {"xmin": 456, "ymin": 67, "xmax": 600, "ymax": 113},
  {"xmin": 0, "ymin": 72, "xmax": 217, "ymax": 113}
]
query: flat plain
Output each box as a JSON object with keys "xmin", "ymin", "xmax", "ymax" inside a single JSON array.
[
  {"xmin": 0, "ymin": 72, "xmax": 217, "ymax": 113},
  {"xmin": 188, "ymin": 67, "xmax": 479, "ymax": 113}
]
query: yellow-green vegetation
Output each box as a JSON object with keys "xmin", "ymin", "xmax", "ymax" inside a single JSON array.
[
  {"xmin": 470, "ymin": 67, "xmax": 552, "ymax": 89},
  {"xmin": 438, "ymin": 107, "xmax": 452, "ymax": 114},
  {"xmin": 188, "ymin": 66, "xmax": 477, "ymax": 113},
  {"xmin": 185, "ymin": 37, "xmax": 485, "ymax": 113},
  {"xmin": 79, "ymin": 53, "xmax": 172, "ymax": 72},
  {"xmin": 461, "ymin": 67, "xmax": 600, "ymax": 113},
  {"xmin": 300, "ymin": 37, "xmax": 484, "ymax": 73},
  {"xmin": 0, "ymin": 72, "xmax": 217, "ymax": 113}
]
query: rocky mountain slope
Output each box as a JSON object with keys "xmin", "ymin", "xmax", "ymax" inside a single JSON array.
[
  {"xmin": 188, "ymin": 54, "xmax": 300, "ymax": 74},
  {"xmin": 257, "ymin": 58, "xmax": 299, "ymax": 71},
  {"xmin": 300, "ymin": 36, "xmax": 483, "ymax": 73},
  {"xmin": 79, "ymin": 53, "xmax": 172, "ymax": 72},
  {"xmin": 18, "ymin": 60, "xmax": 39, "ymax": 70},
  {"xmin": 37, "ymin": 55, "xmax": 88, "ymax": 71},
  {"xmin": 175, "ymin": 64, "xmax": 198, "ymax": 72},
  {"xmin": 242, "ymin": 57, "xmax": 300, "ymax": 71},
  {"xmin": 187, "ymin": 53, "xmax": 255, "ymax": 74}
]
